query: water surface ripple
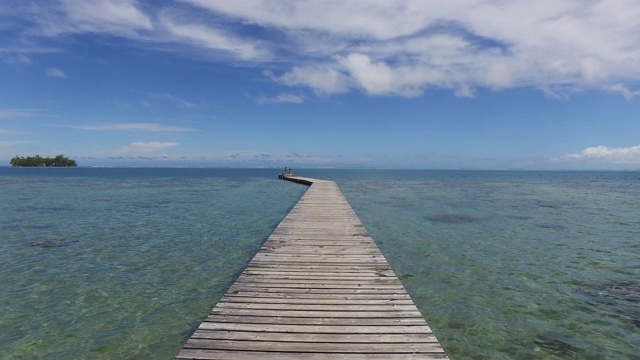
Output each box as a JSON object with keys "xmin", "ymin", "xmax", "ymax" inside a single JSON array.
[
  {"xmin": 334, "ymin": 170, "xmax": 640, "ymax": 359},
  {"xmin": 1, "ymin": 168, "xmax": 639, "ymax": 359},
  {"xmin": 0, "ymin": 168, "xmax": 305, "ymax": 359}
]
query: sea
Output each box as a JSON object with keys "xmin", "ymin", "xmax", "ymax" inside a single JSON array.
[{"xmin": 0, "ymin": 167, "xmax": 638, "ymax": 359}]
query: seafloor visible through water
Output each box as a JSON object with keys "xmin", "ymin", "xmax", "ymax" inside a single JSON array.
[{"xmin": 1, "ymin": 168, "xmax": 638, "ymax": 359}]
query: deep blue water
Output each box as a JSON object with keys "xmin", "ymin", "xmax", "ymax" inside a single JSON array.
[{"xmin": 1, "ymin": 168, "xmax": 639, "ymax": 359}]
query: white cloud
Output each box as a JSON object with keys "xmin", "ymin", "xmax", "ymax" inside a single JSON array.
[
  {"xmin": 338, "ymin": 53, "xmax": 449, "ymax": 97},
  {"xmin": 146, "ymin": 92, "xmax": 197, "ymax": 108},
  {"xmin": 271, "ymin": 66, "xmax": 350, "ymax": 95},
  {"xmin": 608, "ymin": 84, "xmax": 640, "ymax": 101},
  {"xmin": 560, "ymin": 145, "xmax": 640, "ymax": 164},
  {"xmin": 0, "ymin": 140, "xmax": 32, "ymax": 148},
  {"xmin": 256, "ymin": 93, "xmax": 306, "ymax": 104},
  {"xmin": 338, "ymin": 53, "xmax": 402, "ymax": 96},
  {"xmin": 46, "ymin": 67, "xmax": 67, "ymax": 78},
  {"xmin": 0, "ymin": 45, "xmax": 62, "ymax": 66},
  {"xmin": 120, "ymin": 141, "xmax": 180, "ymax": 153},
  {"xmin": 0, "ymin": 108, "xmax": 51, "ymax": 118},
  {"xmin": 71, "ymin": 122, "xmax": 195, "ymax": 132},
  {"xmin": 0, "ymin": 128, "xmax": 29, "ymax": 134},
  {"xmin": 53, "ymin": 0, "xmax": 152, "ymax": 36},
  {"xmin": 9, "ymin": 0, "xmax": 640, "ymax": 98},
  {"xmin": 2, "ymin": 53, "xmax": 31, "ymax": 64},
  {"xmin": 455, "ymin": 84, "xmax": 475, "ymax": 98},
  {"xmin": 180, "ymin": 0, "xmax": 437, "ymax": 40},
  {"xmin": 185, "ymin": 0, "xmax": 640, "ymax": 98},
  {"xmin": 213, "ymin": 150, "xmax": 354, "ymax": 165},
  {"xmin": 158, "ymin": 13, "xmax": 266, "ymax": 61}
]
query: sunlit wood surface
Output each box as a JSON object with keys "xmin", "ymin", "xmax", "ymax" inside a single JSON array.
[{"xmin": 176, "ymin": 175, "xmax": 448, "ymax": 359}]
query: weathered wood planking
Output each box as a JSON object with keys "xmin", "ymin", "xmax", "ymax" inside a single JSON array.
[{"xmin": 176, "ymin": 175, "xmax": 448, "ymax": 359}]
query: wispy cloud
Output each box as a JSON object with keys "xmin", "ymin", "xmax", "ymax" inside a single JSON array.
[
  {"xmin": 215, "ymin": 150, "xmax": 355, "ymax": 165},
  {"xmin": 7, "ymin": 1, "xmax": 640, "ymax": 99},
  {"xmin": 187, "ymin": 1, "xmax": 640, "ymax": 98},
  {"xmin": 158, "ymin": 12, "xmax": 267, "ymax": 61},
  {"xmin": 337, "ymin": 52, "xmax": 445, "ymax": 97},
  {"xmin": 71, "ymin": 122, "xmax": 195, "ymax": 132},
  {"xmin": 0, "ymin": 140, "xmax": 32, "ymax": 147},
  {"xmin": 256, "ymin": 93, "xmax": 306, "ymax": 104},
  {"xmin": 119, "ymin": 141, "xmax": 180, "ymax": 153},
  {"xmin": 268, "ymin": 67, "xmax": 350, "ymax": 96},
  {"xmin": 147, "ymin": 92, "xmax": 197, "ymax": 108},
  {"xmin": 0, "ymin": 128, "xmax": 30, "ymax": 134},
  {"xmin": 608, "ymin": 84, "xmax": 640, "ymax": 101},
  {"xmin": 37, "ymin": 0, "xmax": 152, "ymax": 37},
  {"xmin": 46, "ymin": 67, "xmax": 67, "ymax": 78},
  {"xmin": 9, "ymin": 0, "xmax": 268, "ymax": 63},
  {"xmin": 557, "ymin": 145, "xmax": 640, "ymax": 164},
  {"xmin": 0, "ymin": 108, "xmax": 51, "ymax": 119},
  {"xmin": 0, "ymin": 45, "xmax": 61, "ymax": 65},
  {"xmin": 2, "ymin": 53, "xmax": 31, "ymax": 65}
]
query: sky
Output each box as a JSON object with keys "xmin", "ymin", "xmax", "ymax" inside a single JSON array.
[{"xmin": 1, "ymin": 0, "xmax": 640, "ymax": 169}]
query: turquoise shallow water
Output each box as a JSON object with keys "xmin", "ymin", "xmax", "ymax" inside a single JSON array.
[
  {"xmin": 0, "ymin": 168, "xmax": 306, "ymax": 359},
  {"xmin": 331, "ymin": 170, "xmax": 640, "ymax": 359},
  {"xmin": 1, "ymin": 168, "xmax": 639, "ymax": 359}
]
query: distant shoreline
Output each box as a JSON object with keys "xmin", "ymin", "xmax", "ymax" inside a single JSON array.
[{"xmin": 0, "ymin": 166, "xmax": 637, "ymax": 173}]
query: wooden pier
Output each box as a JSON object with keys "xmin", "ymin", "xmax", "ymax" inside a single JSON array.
[{"xmin": 176, "ymin": 175, "xmax": 447, "ymax": 359}]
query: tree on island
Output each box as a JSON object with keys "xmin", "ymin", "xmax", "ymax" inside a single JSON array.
[{"xmin": 10, "ymin": 154, "xmax": 77, "ymax": 167}]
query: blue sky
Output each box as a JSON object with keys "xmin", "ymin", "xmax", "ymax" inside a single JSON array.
[{"xmin": 1, "ymin": 0, "xmax": 640, "ymax": 169}]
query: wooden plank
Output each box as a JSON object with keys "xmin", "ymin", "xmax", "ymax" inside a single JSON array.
[
  {"xmin": 233, "ymin": 278, "xmax": 403, "ymax": 285},
  {"xmin": 226, "ymin": 286, "xmax": 409, "ymax": 294},
  {"xmin": 224, "ymin": 292, "xmax": 413, "ymax": 300},
  {"xmin": 177, "ymin": 349, "xmax": 448, "ymax": 360},
  {"xmin": 214, "ymin": 303, "xmax": 420, "ymax": 311},
  {"xmin": 197, "ymin": 322, "xmax": 432, "ymax": 333},
  {"xmin": 204, "ymin": 315, "xmax": 430, "ymax": 326},
  {"xmin": 176, "ymin": 176, "xmax": 448, "ymax": 359},
  {"xmin": 197, "ymin": 322, "xmax": 434, "ymax": 334},
  {"xmin": 220, "ymin": 297, "xmax": 415, "ymax": 305},
  {"xmin": 241, "ymin": 270, "xmax": 398, "ymax": 277},
  {"xmin": 182, "ymin": 339, "xmax": 445, "ymax": 353},
  {"xmin": 243, "ymin": 265, "xmax": 393, "ymax": 271},
  {"xmin": 189, "ymin": 330, "xmax": 439, "ymax": 343},
  {"xmin": 209, "ymin": 308, "xmax": 424, "ymax": 318},
  {"xmin": 237, "ymin": 277, "xmax": 401, "ymax": 283}
]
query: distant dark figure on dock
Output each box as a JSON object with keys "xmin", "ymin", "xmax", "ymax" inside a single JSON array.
[{"xmin": 279, "ymin": 167, "xmax": 292, "ymax": 179}]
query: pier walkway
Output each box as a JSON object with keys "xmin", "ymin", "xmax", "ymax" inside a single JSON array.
[{"xmin": 176, "ymin": 175, "xmax": 447, "ymax": 359}]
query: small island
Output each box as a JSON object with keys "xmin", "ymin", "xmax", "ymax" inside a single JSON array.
[{"xmin": 10, "ymin": 154, "xmax": 77, "ymax": 167}]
